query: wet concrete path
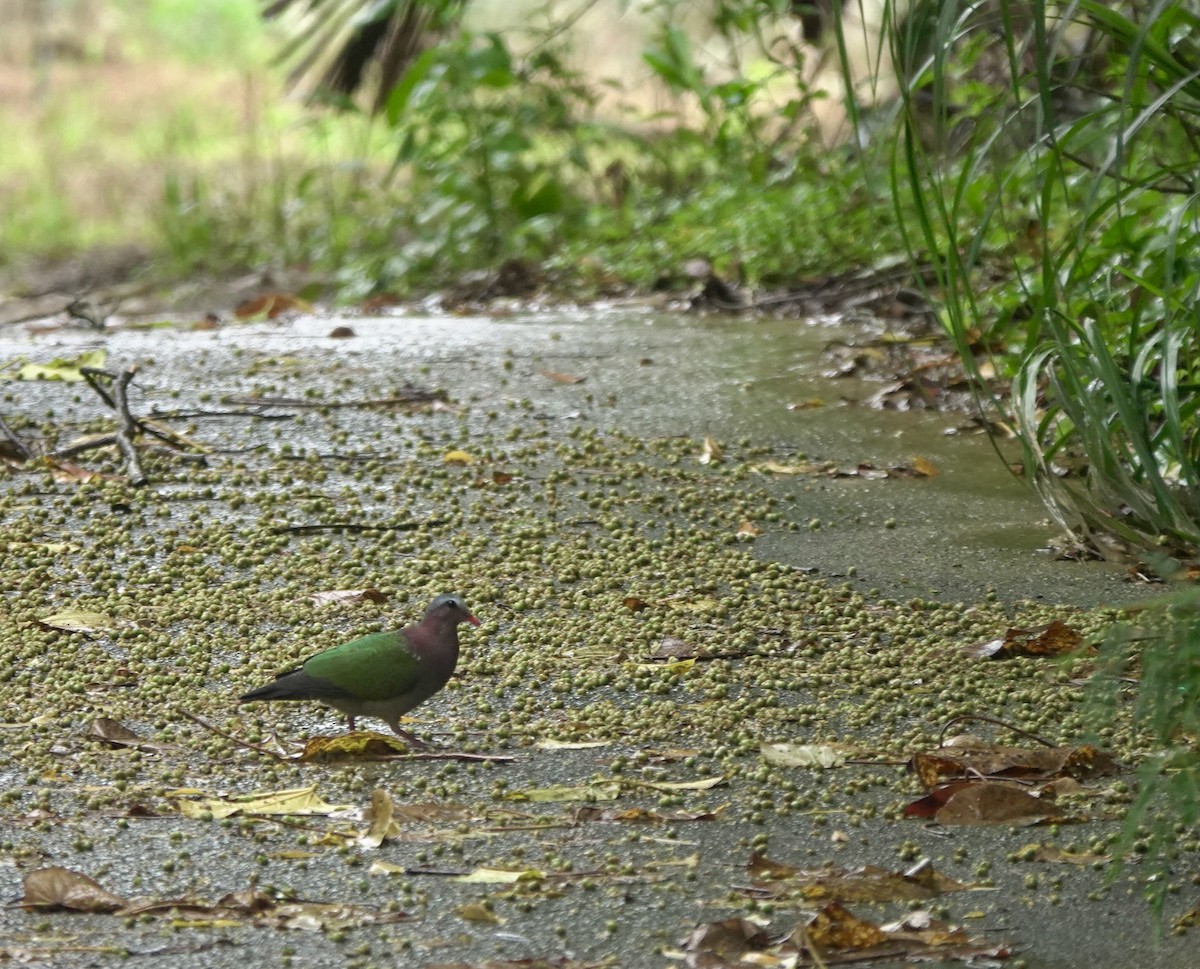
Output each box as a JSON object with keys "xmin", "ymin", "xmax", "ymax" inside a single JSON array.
[{"xmin": 0, "ymin": 308, "xmax": 1182, "ymax": 969}]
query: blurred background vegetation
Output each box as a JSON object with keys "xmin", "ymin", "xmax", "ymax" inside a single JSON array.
[{"xmin": 2, "ymin": 0, "xmax": 1199, "ymax": 888}]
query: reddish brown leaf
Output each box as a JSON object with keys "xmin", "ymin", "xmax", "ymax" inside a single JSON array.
[
  {"xmin": 933, "ymin": 782, "xmax": 1069, "ymax": 826},
  {"xmin": 903, "ymin": 780, "xmax": 977, "ymax": 819}
]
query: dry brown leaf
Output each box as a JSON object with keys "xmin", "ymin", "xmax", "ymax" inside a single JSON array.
[
  {"xmin": 539, "ymin": 369, "xmax": 585, "ymax": 384},
  {"xmin": 233, "ymin": 292, "xmax": 311, "ymax": 319},
  {"xmin": 967, "ymin": 618, "xmax": 1086, "ymax": 659},
  {"xmin": 358, "ymin": 789, "xmax": 399, "ymax": 849},
  {"xmin": 806, "ymin": 900, "xmax": 889, "ymax": 948},
  {"xmin": 88, "ymin": 718, "xmax": 176, "ymax": 753},
  {"xmin": 20, "ymin": 867, "xmax": 128, "ymax": 913},
  {"xmin": 932, "ymin": 782, "xmax": 1070, "ymax": 826},
  {"xmin": 735, "ymin": 520, "xmax": 760, "ymax": 540},
  {"xmin": 746, "ymin": 854, "xmax": 977, "ymax": 902},
  {"xmin": 910, "ymin": 738, "xmax": 1117, "ymax": 787}
]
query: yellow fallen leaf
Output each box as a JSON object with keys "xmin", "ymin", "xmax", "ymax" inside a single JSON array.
[
  {"xmin": 300, "ymin": 732, "xmax": 409, "ymax": 761},
  {"xmin": 634, "ymin": 658, "xmax": 696, "ymax": 675},
  {"xmin": 665, "ymin": 597, "xmax": 718, "ymax": 613},
  {"xmin": 5, "ymin": 349, "xmax": 108, "ymax": 383},
  {"xmin": 761, "ymin": 742, "xmax": 848, "ymax": 768},
  {"xmin": 369, "ymin": 860, "xmax": 407, "ymax": 876},
  {"xmin": 635, "ymin": 776, "xmax": 725, "ymax": 793},
  {"xmin": 507, "ymin": 783, "xmax": 621, "ymax": 803},
  {"xmin": 458, "ymin": 902, "xmax": 504, "ymax": 923},
  {"xmin": 453, "ymin": 868, "xmax": 544, "ymax": 884},
  {"xmin": 38, "ymin": 610, "xmax": 117, "ymax": 633},
  {"xmin": 651, "ymin": 852, "xmax": 700, "ymax": 869},
  {"xmin": 753, "ymin": 460, "xmax": 825, "ymax": 475},
  {"xmin": 176, "ymin": 784, "xmax": 352, "ymax": 820},
  {"xmin": 442, "ymin": 449, "xmax": 475, "ymax": 465},
  {"xmin": 735, "ymin": 521, "xmax": 760, "ymax": 540},
  {"xmin": 358, "ymin": 789, "xmax": 401, "ymax": 849}
]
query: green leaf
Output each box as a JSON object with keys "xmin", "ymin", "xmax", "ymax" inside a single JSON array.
[
  {"xmin": 3, "ymin": 349, "xmax": 107, "ymax": 382},
  {"xmin": 385, "ymin": 47, "xmax": 441, "ymax": 125}
]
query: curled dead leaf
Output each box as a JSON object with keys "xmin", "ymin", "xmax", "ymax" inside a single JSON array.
[
  {"xmin": 21, "ymin": 867, "xmax": 128, "ymax": 913},
  {"xmin": 967, "ymin": 618, "xmax": 1086, "ymax": 659},
  {"xmin": 698, "ymin": 436, "xmax": 723, "ymax": 465}
]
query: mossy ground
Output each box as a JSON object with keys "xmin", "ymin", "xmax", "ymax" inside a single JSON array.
[{"xmin": 0, "ymin": 313, "xmax": 1192, "ymax": 968}]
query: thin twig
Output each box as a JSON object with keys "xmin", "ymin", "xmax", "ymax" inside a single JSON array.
[
  {"xmin": 390, "ymin": 750, "xmax": 515, "ymax": 763},
  {"xmin": 937, "ymin": 713, "xmax": 1055, "ymax": 748},
  {"xmin": 80, "ymin": 366, "xmax": 116, "ymax": 409},
  {"xmin": 222, "ymin": 392, "xmax": 447, "ymax": 411},
  {"xmin": 110, "ymin": 366, "xmax": 147, "ymax": 486},
  {"xmin": 150, "ymin": 407, "xmax": 295, "ymax": 421},
  {"xmin": 48, "ymin": 433, "xmax": 118, "ymax": 460},
  {"xmin": 176, "ymin": 708, "xmax": 291, "ymax": 761}
]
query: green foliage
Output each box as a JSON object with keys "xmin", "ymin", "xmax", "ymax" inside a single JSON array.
[
  {"xmin": 886, "ymin": 0, "xmax": 1200, "ymax": 563},
  {"xmin": 122, "ymin": 0, "xmax": 266, "ymax": 65},
  {"xmin": 372, "ymin": 30, "xmax": 598, "ymax": 290},
  {"xmin": 151, "ymin": 4, "xmax": 904, "ymax": 297},
  {"xmin": 1091, "ymin": 589, "xmax": 1200, "ymax": 909},
  {"xmin": 640, "ymin": 4, "xmax": 820, "ymax": 185},
  {"xmin": 6, "ymin": 1, "xmax": 909, "ymax": 294}
]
